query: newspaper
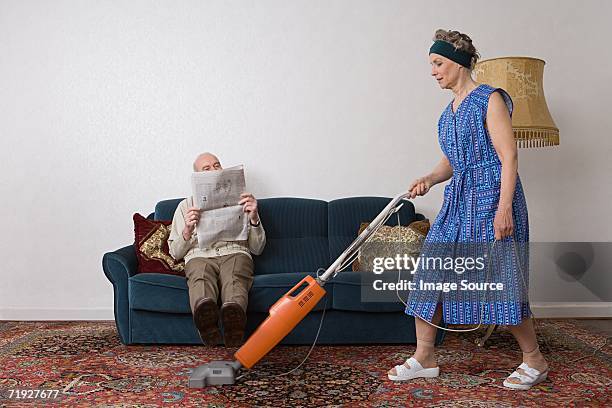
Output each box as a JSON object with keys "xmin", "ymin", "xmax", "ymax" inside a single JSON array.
[{"xmin": 191, "ymin": 165, "xmax": 249, "ymax": 248}]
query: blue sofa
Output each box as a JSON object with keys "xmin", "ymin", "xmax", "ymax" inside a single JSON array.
[{"xmin": 103, "ymin": 196, "xmax": 446, "ymax": 346}]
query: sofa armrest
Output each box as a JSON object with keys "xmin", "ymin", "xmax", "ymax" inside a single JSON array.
[{"xmin": 102, "ymin": 245, "xmax": 138, "ymax": 344}]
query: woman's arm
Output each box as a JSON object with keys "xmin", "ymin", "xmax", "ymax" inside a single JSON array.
[
  {"xmin": 487, "ymin": 91, "xmax": 518, "ymax": 239},
  {"xmin": 407, "ymin": 155, "xmax": 453, "ymax": 198},
  {"xmin": 426, "ymin": 155, "xmax": 454, "ymax": 186}
]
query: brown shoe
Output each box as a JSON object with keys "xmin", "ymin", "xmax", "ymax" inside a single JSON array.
[
  {"xmin": 220, "ymin": 302, "xmax": 247, "ymax": 347},
  {"xmin": 193, "ymin": 298, "xmax": 221, "ymax": 346}
]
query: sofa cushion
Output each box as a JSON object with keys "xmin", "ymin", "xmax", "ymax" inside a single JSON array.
[
  {"xmin": 128, "ymin": 271, "xmax": 334, "ymax": 315},
  {"xmin": 129, "ymin": 273, "xmax": 191, "ymax": 314},
  {"xmin": 327, "ymin": 197, "xmax": 420, "ymax": 264},
  {"xmin": 133, "ymin": 213, "xmax": 185, "ymax": 276},
  {"xmin": 253, "ymin": 198, "xmax": 330, "ymax": 275},
  {"xmin": 330, "ymin": 271, "xmax": 406, "ymax": 312},
  {"xmin": 248, "ymin": 272, "xmax": 333, "ymax": 313},
  {"xmin": 353, "ymin": 219, "xmax": 430, "ymax": 272}
]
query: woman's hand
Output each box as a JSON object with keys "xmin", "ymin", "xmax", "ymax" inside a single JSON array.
[
  {"xmin": 493, "ymin": 204, "xmax": 514, "ymax": 240},
  {"xmin": 407, "ymin": 176, "xmax": 433, "ymax": 199}
]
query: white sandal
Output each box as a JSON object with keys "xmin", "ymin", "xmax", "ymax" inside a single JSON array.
[
  {"xmin": 503, "ymin": 362, "xmax": 548, "ymax": 390},
  {"xmin": 387, "ymin": 357, "xmax": 440, "ymax": 381}
]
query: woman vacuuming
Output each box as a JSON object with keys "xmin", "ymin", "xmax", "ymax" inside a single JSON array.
[{"xmin": 386, "ymin": 29, "xmax": 549, "ymax": 390}]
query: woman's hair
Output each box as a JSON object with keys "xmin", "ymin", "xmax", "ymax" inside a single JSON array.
[{"xmin": 433, "ymin": 29, "xmax": 480, "ymax": 69}]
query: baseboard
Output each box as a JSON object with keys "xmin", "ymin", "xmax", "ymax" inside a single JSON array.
[
  {"xmin": 1, "ymin": 303, "xmax": 610, "ymax": 321},
  {"xmin": 0, "ymin": 308, "xmax": 115, "ymax": 321},
  {"xmin": 531, "ymin": 302, "xmax": 612, "ymax": 318}
]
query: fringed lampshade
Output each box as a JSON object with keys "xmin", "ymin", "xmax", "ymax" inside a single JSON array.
[{"xmin": 474, "ymin": 57, "xmax": 559, "ymax": 148}]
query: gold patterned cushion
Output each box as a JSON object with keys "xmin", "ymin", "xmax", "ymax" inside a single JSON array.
[{"xmin": 352, "ymin": 219, "xmax": 430, "ymax": 272}]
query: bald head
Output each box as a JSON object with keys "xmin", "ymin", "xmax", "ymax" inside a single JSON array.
[{"xmin": 193, "ymin": 152, "xmax": 222, "ymax": 172}]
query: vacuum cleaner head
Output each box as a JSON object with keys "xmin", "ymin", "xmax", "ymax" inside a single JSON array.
[{"xmin": 188, "ymin": 360, "xmax": 242, "ymax": 387}]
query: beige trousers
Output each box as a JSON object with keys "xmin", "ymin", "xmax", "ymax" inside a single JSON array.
[{"xmin": 184, "ymin": 253, "xmax": 254, "ymax": 313}]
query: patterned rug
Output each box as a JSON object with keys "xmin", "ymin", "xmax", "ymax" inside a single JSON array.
[{"xmin": 0, "ymin": 320, "xmax": 610, "ymax": 407}]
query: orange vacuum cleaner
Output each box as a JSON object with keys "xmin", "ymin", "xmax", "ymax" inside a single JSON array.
[{"xmin": 189, "ymin": 192, "xmax": 410, "ymax": 387}]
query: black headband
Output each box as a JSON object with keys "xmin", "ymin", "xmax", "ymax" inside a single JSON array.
[{"xmin": 429, "ymin": 40, "xmax": 473, "ymax": 68}]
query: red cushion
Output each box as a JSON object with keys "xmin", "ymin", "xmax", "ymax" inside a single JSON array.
[{"xmin": 133, "ymin": 213, "xmax": 185, "ymax": 276}]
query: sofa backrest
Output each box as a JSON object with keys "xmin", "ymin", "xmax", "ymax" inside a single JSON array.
[
  {"xmin": 154, "ymin": 198, "xmax": 184, "ymax": 221},
  {"xmin": 154, "ymin": 197, "xmax": 331, "ymax": 275},
  {"xmin": 327, "ymin": 196, "xmax": 422, "ymax": 264},
  {"xmin": 153, "ymin": 196, "xmax": 423, "ymax": 275},
  {"xmin": 254, "ymin": 197, "xmax": 330, "ymax": 274}
]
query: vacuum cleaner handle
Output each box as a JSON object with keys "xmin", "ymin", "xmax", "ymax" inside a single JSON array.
[{"xmin": 317, "ymin": 192, "xmax": 412, "ymax": 283}]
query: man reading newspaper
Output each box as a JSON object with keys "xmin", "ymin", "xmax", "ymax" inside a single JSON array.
[{"xmin": 168, "ymin": 152, "xmax": 266, "ymax": 347}]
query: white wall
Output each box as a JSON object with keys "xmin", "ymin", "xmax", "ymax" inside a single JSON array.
[{"xmin": 1, "ymin": 0, "xmax": 611, "ymax": 319}]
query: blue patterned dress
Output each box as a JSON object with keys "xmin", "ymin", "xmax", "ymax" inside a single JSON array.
[{"xmin": 405, "ymin": 84, "xmax": 531, "ymax": 326}]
